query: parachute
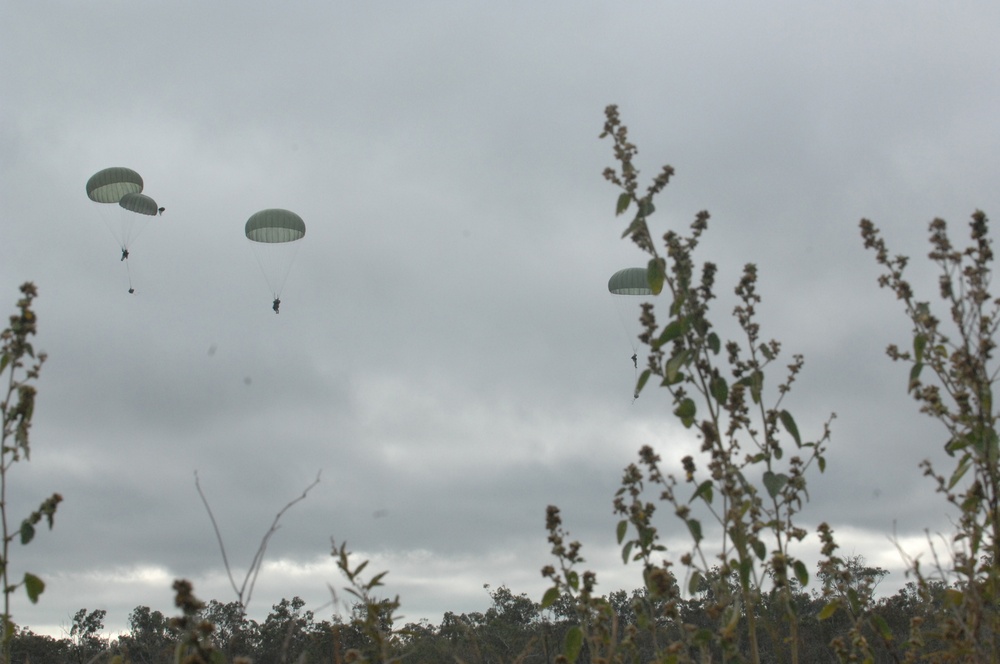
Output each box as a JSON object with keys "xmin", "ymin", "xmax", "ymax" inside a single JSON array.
[
  {"xmin": 118, "ymin": 192, "xmax": 159, "ymax": 217},
  {"xmin": 86, "ymin": 167, "xmax": 143, "ymax": 204},
  {"xmin": 609, "ymin": 267, "xmax": 653, "ymax": 399},
  {"xmin": 245, "ymin": 209, "xmax": 306, "ymax": 311},
  {"xmin": 608, "ymin": 266, "xmax": 652, "ymax": 351},
  {"xmin": 86, "ymin": 167, "xmax": 159, "ymax": 292},
  {"xmin": 608, "ymin": 267, "xmax": 653, "ymax": 297}
]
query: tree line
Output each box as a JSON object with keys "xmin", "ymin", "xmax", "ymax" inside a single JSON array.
[{"xmin": 6, "ymin": 568, "xmax": 969, "ymax": 663}]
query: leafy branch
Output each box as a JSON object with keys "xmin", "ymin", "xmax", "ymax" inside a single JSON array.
[{"xmin": 0, "ymin": 283, "xmax": 60, "ymax": 664}]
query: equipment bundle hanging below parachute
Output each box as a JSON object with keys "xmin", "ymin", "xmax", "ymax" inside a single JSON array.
[{"xmin": 86, "ymin": 167, "xmax": 163, "ymax": 294}]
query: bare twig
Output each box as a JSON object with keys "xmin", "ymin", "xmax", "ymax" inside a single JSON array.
[{"xmin": 195, "ymin": 469, "xmax": 322, "ymax": 609}]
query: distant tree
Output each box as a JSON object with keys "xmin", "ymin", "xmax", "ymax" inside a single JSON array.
[
  {"xmin": 817, "ymin": 554, "xmax": 888, "ymax": 609},
  {"xmin": 201, "ymin": 599, "xmax": 257, "ymax": 661},
  {"xmin": 479, "ymin": 585, "xmax": 541, "ymax": 661},
  {"xmin": 8, "ymin": 625, "xmax": 69, "ymax": 664},
  {"xmin": 68, "ymin": 608, "xmax": 107, "ymax": 663},
  {"xmin": 255, "ymin": 596, "xmax": 313, "ymax": 663},
  {"xmin": 116, "ymin": 605, "xmax": 173, "ymax": 664},
  {"xmin": 484, "ymin": 584, "xmax": 539, "ymax": 626}
]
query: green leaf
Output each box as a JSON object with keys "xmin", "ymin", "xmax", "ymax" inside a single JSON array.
[
  {"xmin": 622, "ymin": 541, "xmax": 634, "ymax": 564},
  {"xmin": 793, "ymin": 559, "xmax": 809, "ymax": 587},
  {"xmin": 948, "ymin": 454, "xmax": 972, "ymax": 490},
  {"xmin": 847, "ymin": 587, "xmax": 861, "ymax": 614},
  {"xmin": 563, "ymin": 626, "xmax": 583, "ymax": 663},
  {"xmin": 762, "ymin": 471, "xmax": 788, "ymax": 498},
  {"xmin": 367, "ymin": 570, "xmax": 388, "ymax": 588},
  {"xmin": 943, "ymin": 588, "xmax": 964, "ymax": 608},
  {"xmin": 661, "ymin": 371, "xmax": 684, "ymax": 387},
  {"xmin": 686, "ymin": 518, "xmax": 703, "ymax": 543},
  {"xmin": 669, "ymin": 293, "xmax": 685, "ymax": 317},
  {"xmin": 779, "ymin": 410, "xmax": 802, "ymax": 447},
  {"xmin": 690, "ymin": 480, "xmax": 714, "ymax": 505},
  {"xmin": 707, "ymin": 332, "xmax": 721, "ymax": 355},
  {"xmin": 945, "ymin": 433, "xmax": 970, "ymax": 456},
  {"xmin": 871, "ymin": 614, "xmax": 893, "ymax": 640},
  {"xmin": 908, "ymin": 362, "xmax": 923, "ymax": 392},
  {"xmin": 710, "ymin": 375, "xmax": 728, "ymax": 404},
  {"xmin": 818, "ymin": 456, "xmax": 826, "ymax": 472},
  {"xmin": 688, "ymin": 570, "xmax": 704, "ymax": 596},
  {"xmin": 616, "ymin": 192, "xmax": 631, "ymax": 216},
  {"xmin": 616, "ymin": 519, "xmax": 628, "ymax": 544},
  {"xmin": 20, "ymin": 521, "xmax": 35, "ymax": 545},
  {"xmin": 818, "ymin": 601, "xmax": 838, "ymax": 620},
  {"xmin": 751, "ymin": 370, "xmax": 763, "ymax": 403},
  {"xmin": 738, "ymin": 558, "xmax": 752, "ymax": 590},
  {"xmin": 0, "ymin": 353, "xmax": 9, "ymax": 375},
  {"xmin": 656, "ymin": 318, "xmax": 685, "ymax": 347},
  {"xmin": 621, "ymin": 217, "xmax": 645, "ymax": 240},
  {"xmin": 635, "ymin": 369, "xmax": 651, "ymax": 396},
  {"xmin": 739, "ymin": 371, "xmax": 764, "ymax": 404},
  {"xmin": 353, "ymin": 560, "xmax": 369, "ymax": 578},
  {"xmin": 638, "ymin": 198, "xmax": 655, "ymax": 218},
  {"xmin": 566, "ymin": 571, "xmax": 579, "ymax": 591},
  {"xmin": 647, "ymin": 257, "xmax": 666, "ymax": 295},
  {"xmin": 751, "ymin": 539, "xmax": 766, "ymax": 561},
  {"xmin": 665, "ymin": 349, "xmax": 690, "ymax": 383},
  {"xmin": 24, "ymin": 573, "xmax": 44, "ymax": 604},
  {"xmin": 674, "ymin": 398, "xmax": 696, "ymax": 428},
  {"xmin": 759, "ymin": 343, "xmax": 774, "ymax": 361},
  {"xmin": 983, "ymin": 428, "xmax": 1000, "ymax": 467},
  {"xmin": 913, "ymin": 333, "xmax": 927, "ymax": 363},
  {"xmin": 541, "ymin": 586, "xmax": 560, "ymax": 609}
]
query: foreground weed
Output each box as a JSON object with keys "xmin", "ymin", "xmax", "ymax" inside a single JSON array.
[{"xmin": 0, "ymin": 283, "xmax": 61, "ymax": 664}]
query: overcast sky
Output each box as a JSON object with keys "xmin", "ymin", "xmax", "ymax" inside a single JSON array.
[{"xmin": 3, "ymin": 1, "xmax": 1000, "ymax": 638}]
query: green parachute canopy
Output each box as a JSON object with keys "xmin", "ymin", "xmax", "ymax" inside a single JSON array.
[
  {"xmin": 118, "ymin": 192, "xmax": 159, "ymax": 216},
  {"xmin": 608, "ymin": 267, "xmax": 652, "ymax": 295},
  {"xmin": 245, "ymin": 209, "xmax": 306, "ymax": 243},
  {"xmin": 86, "ymin": 167, "xmax": 143, "ymax": 204}
]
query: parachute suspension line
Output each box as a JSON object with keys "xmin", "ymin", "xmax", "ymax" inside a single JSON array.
[
  {"xmin": 124, "ymin": 253, "xmax": 135, "ymax": 294},
  {"xmin": 258, "ymin": 238, "xmax": 303, "ymax": 300},
  {"xmin": 612, "ymin": 294, "xmax": 643, "ymax": 395}
]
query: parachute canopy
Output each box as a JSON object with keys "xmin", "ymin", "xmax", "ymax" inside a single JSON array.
[
  {"xmin": 245, "ymin": 209, "xmax": 306, "ymax": 243},
  {"xmin": 86, "ymin": 167, "xmax": 143, "ymax": 204},
  {"xmin": 608, "ymin": 267, "xmax": 652, "ymax": 296},
  {"xmin": 118, "ymin": 192, "xmax": 159, "ymax": 216}
]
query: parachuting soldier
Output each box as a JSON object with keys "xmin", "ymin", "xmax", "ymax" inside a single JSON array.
[{"xmin": 245, "ymin": 208, "xmax": 306, "ymax": 313}]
